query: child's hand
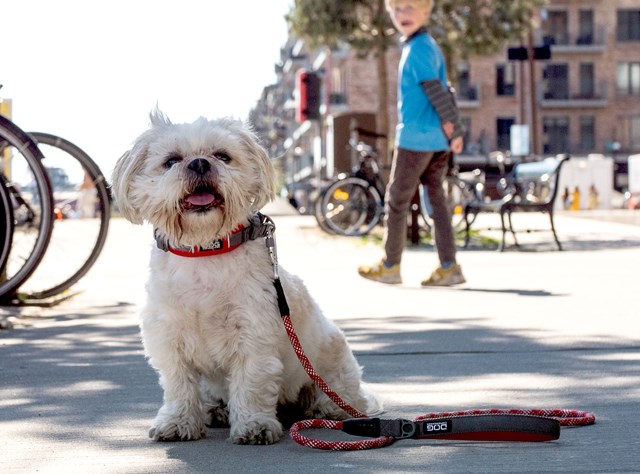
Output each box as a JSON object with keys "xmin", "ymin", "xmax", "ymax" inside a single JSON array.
[
  {"xmin": 442, "ymin": 122, "xmax": 454, "ymax": 139},
  {"xmin": 450, "ymin": 136, "xmax": 463, "ymax": 154}
]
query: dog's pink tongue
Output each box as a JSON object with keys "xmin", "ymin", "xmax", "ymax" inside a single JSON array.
[{"xmin": 186, "ymin": 193, "xmax": 215, "ymax": 206}]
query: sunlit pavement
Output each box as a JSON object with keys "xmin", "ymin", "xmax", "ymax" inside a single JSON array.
[{"xmin": 1, "ymin": 201, "xmax": 639, "ymax": 473}]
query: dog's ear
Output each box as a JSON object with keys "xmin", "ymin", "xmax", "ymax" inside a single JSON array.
[
  {"xmin": 111, "ymin": 131, "xmax": 154, "ymax": 225},
  {"xmin": 239, "ymin": 127, "xmax": 276, "ymax": 211},
  {"xmin": 112, "ymin": 110, "xmax": 173, "ymax": 224}
]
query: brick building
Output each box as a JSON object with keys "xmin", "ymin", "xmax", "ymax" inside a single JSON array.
[{"xmin": 458, "ymin": 0, "xmax": 640, "ymax": 164}]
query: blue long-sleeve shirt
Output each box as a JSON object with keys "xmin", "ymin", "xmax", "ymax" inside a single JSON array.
[{"xmin": 396, "ymin": 29, "xmax": 450, "ymax": 152}]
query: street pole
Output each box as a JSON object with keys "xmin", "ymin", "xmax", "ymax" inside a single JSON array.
[
  {"xmin": 519, "ymin": 58, "xmax": 526, "ymax": 125},
  {"xmin": 528, "ymin": 29, "xmax": 539, "ymax": 156}
]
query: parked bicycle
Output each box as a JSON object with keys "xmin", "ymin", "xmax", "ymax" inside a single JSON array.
[
  {"xmin": 0, "ymin": 87, "xmax": 111, "ymax": 302},
  {"xmin": 315, "ymin": 139, "xmax": 480, "ymax": 237}
]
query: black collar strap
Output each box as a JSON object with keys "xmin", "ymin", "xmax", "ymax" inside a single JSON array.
[{"xmin": 154, "ymin": 212, "xmax": 274, "ymax": 258}]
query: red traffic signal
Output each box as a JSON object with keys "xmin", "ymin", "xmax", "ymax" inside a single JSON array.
[{"xmin": 295, "ymin": 70, "xmax": 321, "ymax": 123}]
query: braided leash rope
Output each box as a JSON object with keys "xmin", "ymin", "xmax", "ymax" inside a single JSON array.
[
  {"xmin": 415, "ymin": 408, "xmax": 596, "ymax": 426},
  {"xmin": 290, "ymin": 419, "xmax": 396, "ymax": 451},
  {"xmin": 282, "ymin": 314, "xmax": 367, "ymax": 419},
  {"xmin": 282, "ymin": 309, "xmax": 595, "ymax": 450},
  {"xmin": 266, "ymin": 230, "xmax": 595, "ymax": 451},
  {"xmin": 289, "ymin": 409, "xmax": 595, "ymax": 451}
]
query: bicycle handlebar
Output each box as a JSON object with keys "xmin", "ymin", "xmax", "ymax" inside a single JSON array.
[{"xmin": 354, "ymin": 127, "xmax": 387, "ymax": 139}]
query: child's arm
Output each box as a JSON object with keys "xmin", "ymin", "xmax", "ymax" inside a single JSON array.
[{"xmin": 420, "ymin": 79, "xmax": 464, "ymax": 141}]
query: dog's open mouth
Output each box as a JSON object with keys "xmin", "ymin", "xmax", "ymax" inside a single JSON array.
[{"xmin": 182, "ymin": 186, "xmax": 224, "ymax": 212}]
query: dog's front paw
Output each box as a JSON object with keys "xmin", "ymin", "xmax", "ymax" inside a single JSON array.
[
  {"xmin": 149, "ymin": 414, "xmax": 206, "ymax": 441},
  {"xmin": 231, "ymin": 419, "xmax": 283, "ymax": 445}
]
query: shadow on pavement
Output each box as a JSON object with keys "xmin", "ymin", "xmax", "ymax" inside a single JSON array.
[{"xmin": 1, "ymin": 307, "xmax": 638, "ymax": 472}]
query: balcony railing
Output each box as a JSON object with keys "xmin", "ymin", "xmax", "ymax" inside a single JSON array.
[
  {"xmin": 456, "ymin": 83, "xmax": 481, "ymax": 108},
  {"xmin": 540, "ymin": 26, "xmax": 607, "ymax": 52},
  {"xmin": 540, "ymin": 80, "xmax": 608, "ymax": 108}
]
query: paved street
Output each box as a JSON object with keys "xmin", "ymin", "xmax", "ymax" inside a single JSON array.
[{"xmin": 1, "ymin": 202, "xmax": 639, "ymax": 473}]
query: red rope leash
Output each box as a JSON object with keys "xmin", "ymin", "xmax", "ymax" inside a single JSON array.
[
  {"xmin": 282, "ymin": 306, "xmax": 595, "ymax": 450},
  {"xmin": 415, "ymin": 408, "xmax": 596, "ymax": 426},
  {"xmin": 282, "ymin": 314, "xmax": 366, "ymax": 419},
  {"xmin": 289, "ymin": 419, "xmax": 396, "ymax": 451},
  {"xmin": 265, "ymin": 230, "xmax": 595, "ymax": 451},
  {"xmin": 289, "ymin": 409, "xmax": 595, "ymax": 451}
]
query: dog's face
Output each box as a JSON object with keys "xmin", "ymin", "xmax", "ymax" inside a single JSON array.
[{"xmin": 112, "ymin": 111, "xmax": 275, "ymax": 247}]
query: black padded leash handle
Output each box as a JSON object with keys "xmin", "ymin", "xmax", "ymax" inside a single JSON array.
[{"xmin": 341, "ymin": 414, "xmax": 560, "ymax": 442}]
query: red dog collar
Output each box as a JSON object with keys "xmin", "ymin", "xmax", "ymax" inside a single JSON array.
[{"xmin": 154, "ymin": 212, "xmax": 274, "ymax": 258}]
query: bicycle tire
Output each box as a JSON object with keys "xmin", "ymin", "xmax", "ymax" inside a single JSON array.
[
  {"xmin": 321, "ymin": 177, "xmax": 383, "ymax": 236},
  {"xmin": 313, "ymin": 183, "xmax": 337, "ymax": 234},
  {"xmin": 419, "ymin": 177, "xmax": 476, "ymax": 232},
  {"xmin": 20, "ymin": 132, "xmax": 111, "ymax": 299},
  {"xmin": 0, "ymin": 174, "xmax": 14, "ymax": 275},
  {"xmin": 0, "ymin": 115, "xmax": 54, "ymax": 301}
]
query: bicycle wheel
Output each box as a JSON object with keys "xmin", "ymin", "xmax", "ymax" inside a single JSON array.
[
  {"xmin": 419, "ymin": 177, "xmax": 475, "ymax": 232},
  {"xmin": 321, "ymin": 177, "xmax": 383, "ymax": 236},
  {"xmin": 0, "ymin": 115, "xmax": 54, "ymax": 302},
  {"xmin": 313, "ymin": 183, "xmax": 337, "ymax": 234},
  {"xmin": 19, "ymin": 132, "xmax": 111, "ymax": 299},
  {"xmin": 0, "ymin": 174, "xmax": 14, "ymax": 275},
  {"xmin": 314, "ymin": 195, "xmax": 333, "ymax": 234}
]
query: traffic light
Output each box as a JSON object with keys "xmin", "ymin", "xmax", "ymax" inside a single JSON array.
[{"xmin": 295, "ymin": 69, "xmax": 320, "ymax": 123}]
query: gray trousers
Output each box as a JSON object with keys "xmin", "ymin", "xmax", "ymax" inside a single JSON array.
[{"xmin": 383, "ymin": 147, "xmax": 457, "ymax": 266}]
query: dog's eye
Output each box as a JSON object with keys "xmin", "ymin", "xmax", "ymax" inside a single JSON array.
[
  {"xmin": 164, "ymin": 154, "xmax": 183, "ymax": 169},
  {"xmin": 214, "ymin": 151, "xmax": 231, "ymax": 163}
]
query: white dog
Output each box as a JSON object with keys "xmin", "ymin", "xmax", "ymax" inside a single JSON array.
[{"xmin": 111, "ymin": 111, "xmax": 382, "ymax": 445}]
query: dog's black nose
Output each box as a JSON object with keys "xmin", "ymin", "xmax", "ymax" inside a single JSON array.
[{"xmin": 188, "ymin": 158, "xmax": 211, "ymax": 175}]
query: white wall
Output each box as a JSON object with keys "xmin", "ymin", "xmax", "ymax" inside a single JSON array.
[{"xmin": 629, "ymin": 155, "xmax": 640, "ymax": 193}]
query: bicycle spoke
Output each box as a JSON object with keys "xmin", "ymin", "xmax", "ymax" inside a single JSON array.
[
  {"xmin": 322, "ymin": 177, "xmax": 382, "ymax": 236},
  {"xmin": 18, "ymin": 133, "xmax": 111, "ymax": 299},
  {"xmin": 0, "ymin": 116, "xmax": 53, "ymax": 301}
]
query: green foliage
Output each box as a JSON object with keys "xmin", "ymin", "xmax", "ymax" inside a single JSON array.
[
  {"xmin": 287, "ymin": 0, "xmax": 548, "ymax": 61},
  {"xmin": 287, "ymin": 0, "xmax": 395, "ymax": 55},
  {"xmin": 431, "ymin": 0, "xmax": 548, "ymax": 62}
]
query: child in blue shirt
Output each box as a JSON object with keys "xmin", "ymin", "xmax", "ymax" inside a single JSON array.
[{"xmin": 359, "ymin": 0, "xmax": 466, "ymax": 286}]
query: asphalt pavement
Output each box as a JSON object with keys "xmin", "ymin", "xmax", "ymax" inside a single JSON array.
[{"xmin": 1, "ymin": 201, "xmax": 640, "ymax": 473}]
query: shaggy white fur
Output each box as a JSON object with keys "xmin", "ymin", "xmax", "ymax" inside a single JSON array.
[{"xmin": 112, "ymin": 112, "xmax": 382, "ymax": 444}]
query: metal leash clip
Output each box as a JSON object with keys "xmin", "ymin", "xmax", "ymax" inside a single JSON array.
[{"xmin": 262, "ymin": 215, "xmax": 278, "ymax": 279}]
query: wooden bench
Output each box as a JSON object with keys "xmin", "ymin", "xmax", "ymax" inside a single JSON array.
[{"xmin": 463, "ymin": 154, "xmax": 570, "ymax": 251}]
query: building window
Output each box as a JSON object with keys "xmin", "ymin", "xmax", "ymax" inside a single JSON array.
[
  {"xmin": 455, "ymin": 61, "xmax": 477, "ymax": 101},
  {"xmin": 631, "ymin": 116, "xmax": 640, "ymax": 150},
  {"xmin": 578, "ymin": 10, "xmax": 594, "ymax": 45},
  {"xmin": 543, "ymin": 116, "xmax": 570, "ymax": 154},
  {"xmin": 579, "ymin": 63, "xmax": 595, "ymax": 98},
  {"xmin": 496, "ymin": 64, "xmax": 515, "ymax": 96},
  {"xmin": 543, "ymin": 64, "xmax": 569, "ymax": 100},
  {"xmin": 579, "ymin": 116, "xmax": 595, "ymax": 151},
  {"xmin": 617, "ymin": 9, "xmax": 640, "ymax": 42},
  {"xmin": 496, "ymin": 117, "xmax": 515, "ymax": 151},
  {"xmin": 616, "ymin": 62, "xmax": 640, "ymax": 96},
  {"xmin": 329, "ymin": 66, "xmax": 347, "ymax": 105},
  {"xmin": 542, "ymin": 10, "xmax": 569, "ymax": 45}
]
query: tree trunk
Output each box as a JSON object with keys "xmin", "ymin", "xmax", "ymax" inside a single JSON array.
[
  {"xmin": 373, "ymin": 0, "xmax": 391, "ymax": 168},
  {"xmin": 376, "ymin": 39, "xmax": 390, "ymax": 168}
]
